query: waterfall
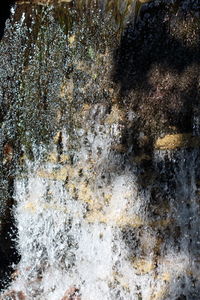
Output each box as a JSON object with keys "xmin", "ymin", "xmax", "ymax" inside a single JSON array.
[{"xmin": 0, "ymin": 1, "xmax": 199, "ymax": 299}]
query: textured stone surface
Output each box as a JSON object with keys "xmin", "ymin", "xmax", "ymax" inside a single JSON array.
[
  {"xmin": 155, "ymin": 133, "xmax": 200, "ymax": 150},
  {"xmin": 0, "ymin": 0, "xmax": 199, "ymax": 298}
]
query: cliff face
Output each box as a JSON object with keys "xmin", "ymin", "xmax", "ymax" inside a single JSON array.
[{"xmin": 0, "ymin": 0, "xmax": 200, "ymax": 298}]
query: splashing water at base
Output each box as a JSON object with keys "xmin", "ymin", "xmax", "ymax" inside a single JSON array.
[{"xmin": 4, "ymin": 132, "xmax": 199, "ymax": 300}]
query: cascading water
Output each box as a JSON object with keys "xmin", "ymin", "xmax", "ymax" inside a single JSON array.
[{"xmin": 0, "ymin": 1, "xmax": 200, "ymax": 299}]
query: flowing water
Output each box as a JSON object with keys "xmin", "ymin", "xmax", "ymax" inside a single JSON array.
[{"xmin": 0, "ymin": 2, "xmax": 200, "ymax": 299}]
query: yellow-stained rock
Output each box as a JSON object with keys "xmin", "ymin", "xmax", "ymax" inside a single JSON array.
[
  {"xmin": 151, "ymin": 287, "xmax": 168, "ymax": 300},
  {"xmin": 132, "ymin": 258, "xmax": 156, "ymax": 274},
  {"xmin": 105, "ymin": 104, "xmax": 125, "ymax": 124},
  {"xmin": 104, "ymin": 193, "xmax": 112, "ymax": 203},
  {"xmin": 47, "ymin": 152, "xmax": 70, "ymax": 163},
  {"xmin": 86, "ymin": 211, "xmax": 108, "ymax": 224},
  {"xmin": 60, "ymin": 154, "xmax": 70, "ymax": 163},
  {"xmin": 23, "ymin": 201, "xmax": 68, "ymax": 213},
  {"xmin": 155, "ymin": 133, "xmax": 200, "ymax": 150},
  {"xmin": 86, "ymin": 211, "xmax": 172, "ymax": 228},
  {"xmin": 53, "ymin": 132, "xmax": 61, "ymax": 144},
  {"xmin": 158, "ymin": 272, "xmax": 171, "ymax": 282},
  {"xmin": 47, "ymin": 152, "xmax": 58, "ymax": 163},
  {"xmin": 86, "ymin": 211, "xmax": 144, "ymax": 226},
  {"xmin": 68, "ymin": 35, "xmax": 76, "ymax": 45},
  {"xmin": 24, "ymin": 201, "xmax": 37, "ymax": 213},
  {"xmin": 77, "ymin": 183, "xmax": 94, "ymax": 205},
  {"xmin": 37, "ymin": 167, "xmax": 68, "ymax": 181},
  {"xmin": 116, "ymin": 215, "xmax": 144, "ymax": 227}
]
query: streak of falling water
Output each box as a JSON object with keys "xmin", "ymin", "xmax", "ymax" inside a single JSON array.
[
  {"xmin": 10, "ymin": 142, "xmax": 200, "ymax": 300},
  {"xmin": 1, "ymin": 2, "xmax": 200, "ymax": 300}
]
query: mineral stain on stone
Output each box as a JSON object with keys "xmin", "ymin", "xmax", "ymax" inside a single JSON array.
[{"xmin": 155, "ymin": 134, "xmax": 200, "ymax": 150}]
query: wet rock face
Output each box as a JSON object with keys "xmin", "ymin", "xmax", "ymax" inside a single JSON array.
[
  {"xmin": 113, "ymin": 0, "xmax": 199, "ymax": 140},
  {"xmin": 0, "ymin": 0, "xmax": 200, "ymax": 298}
]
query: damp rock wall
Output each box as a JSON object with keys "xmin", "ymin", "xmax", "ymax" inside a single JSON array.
[{"xmin": 0, "ymin": 0, "xmax": 200, "ymax": 299}]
